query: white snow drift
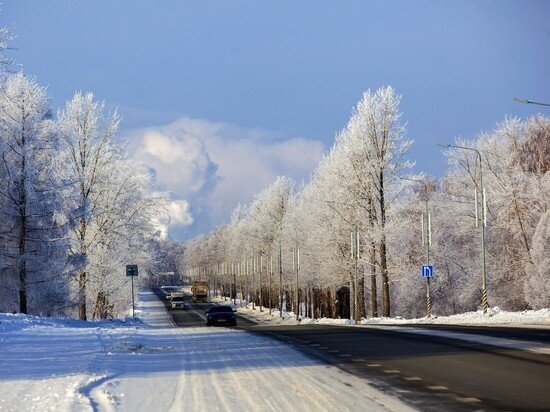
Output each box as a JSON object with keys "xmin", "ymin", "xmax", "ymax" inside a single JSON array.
[{"xmin": 0, "ymin": 290, "xmax": 413, "ymax": 412}]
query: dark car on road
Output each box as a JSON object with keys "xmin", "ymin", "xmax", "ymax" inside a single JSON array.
[{"xmin": 206, "ymin": 306, "xmax": 237, "ymax": 326}]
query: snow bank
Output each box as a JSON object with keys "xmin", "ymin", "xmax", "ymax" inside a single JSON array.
[
  {"xmin": 0, "ymin": 290, "xmax": 412, "ymax": 412},
  {"xmin": 214, "ymin": 295, "xmax": 550, "ymax": 328},
  {"xmin": 361, "ymin": 307, "xmax": 550, "ymax": 326},
  {"xmin": 212, "ymin": 296, "xmax": 549, "ymax": 355}
]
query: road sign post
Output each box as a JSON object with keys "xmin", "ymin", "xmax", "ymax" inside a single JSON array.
[
  {"xmin": 126, "ymin": 265, "xmax": 138, "ymax": 318},
  {"xmin": 421, "ymin": 264, "xmax": 433, "ymax": 318}
]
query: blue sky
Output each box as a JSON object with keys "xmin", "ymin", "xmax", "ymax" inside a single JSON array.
[{"xmin": 2, "ymin": 1, "xmax": 549, "ymax": 239}]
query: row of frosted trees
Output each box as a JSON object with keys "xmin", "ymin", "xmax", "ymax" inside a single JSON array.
[
  {"xmin": 182, "ymin": 87, "xmax": 550, "ymax": 320},
  {"xmin": 0, "ymin": 32, "xmax": 165, "ymax": 319}
]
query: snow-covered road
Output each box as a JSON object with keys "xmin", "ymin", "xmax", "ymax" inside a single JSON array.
[{"xmin": 0, "ymin": 291, "xmax": 413, "ymax": 411}]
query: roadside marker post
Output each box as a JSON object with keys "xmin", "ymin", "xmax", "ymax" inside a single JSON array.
[{"xmin": 126, "ymin": 264, "xmax": 138, "ymax": 318}]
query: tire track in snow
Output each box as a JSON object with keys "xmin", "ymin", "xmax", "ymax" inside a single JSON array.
[{"xmin": 77, "ymin": 374, "xmax": 118, "ymax": 412}]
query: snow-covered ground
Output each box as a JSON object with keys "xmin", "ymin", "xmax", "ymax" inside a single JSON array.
[
  {"xmin": 213, "ymin": 297, "xmax": 550, "ymax": 355},
  {"xmin": 217, "ymin": 296, "xmax": 550, "ymax": 328},
  {"xmin": 0, "ymin": 291, "xmax": 413, "ymax": 412}
]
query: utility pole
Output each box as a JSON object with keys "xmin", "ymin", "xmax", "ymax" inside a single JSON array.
[
  {"xmin": 259, "ymin": 255, "xmax": 263, "ymax": 311},
  {"xmin": 131, "ymin": 273, "xmax": 135, "ymax": 318},
  {"xmin": 439, "ymin": 144, "xmax": 488, "ymax": 314},
  {"xmin": 238, "ymin": 261, "xmax": 242, "ymax": 307},
  {"xmin": 232, "ymin": 262, "xmax": 236, "ymax": 305},
  {"xmin": 269, "ymin": 256, "xmax": 273, "ymax": 316},
  {"xmin": 251, "ymin": 257, "xmax": 256, "ymax": 310},
  {"xmin": 399, "ymin": 176, "xmax": 433, "ymax": 318},
  {"xmin": 350, "ymin": 228, "xmax": 360, "ymax": 322},
  {"xmin": 421, "ymin": 192, "xmax": 432, "ymax": 318},
  {"xmin": 279, "ymin": 242, "xmax": 283, "ymax": 318},
  {"xmin": 292, "ymin": 247, "xmax": 300, "ymax": 320},
  {"xmin": 352, "ymin": 227, "xmax": 360, "ymax": 322}
]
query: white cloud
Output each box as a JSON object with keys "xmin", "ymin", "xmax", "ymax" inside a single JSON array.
[
  {"xmin": 133, "ymin": 129, "xmax": 218, "ymax": 198},
  {"xmin": 154, "ymin": 199, "xmax": 194, "ymax": 239},
  {"xmin": 167, "ymin": 199, "xmax": 194, "ymax": 226},
  {"xmin": 126, "ymin": 116, "xmax": 325, "ymax": 239}
]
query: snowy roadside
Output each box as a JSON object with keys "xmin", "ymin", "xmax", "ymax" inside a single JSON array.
[
  {"xmin": 0, "ymin": 290, "xmax": 414, "ymax": 412},
  {"xmin": 212, "ymin": 296, "xmax": 550, "ymax": 356}
]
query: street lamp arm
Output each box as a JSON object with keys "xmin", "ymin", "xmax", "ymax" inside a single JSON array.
[
  {"xmin": 396, "ymin": 175, "xmax": 429, "ymax": 195},
  {"xmin": 514, "ymin": 97, "xmax": 550, "ymax": 107},
  {"xmin": 437, "ymin": 143, "xmax": 481, "ymax": 162}
]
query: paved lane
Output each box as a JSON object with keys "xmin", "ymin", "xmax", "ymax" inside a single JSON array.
[
  {"xmin": 156, "ymin": 289, "xmax": 550, "ymax": 411},
  {"xmin": 253, "ymin": 324, "xmax": 550, "ymax": 411},
  {"xmin": 154, "ymin": 289, "xmax": 257, "ymax": 328}
]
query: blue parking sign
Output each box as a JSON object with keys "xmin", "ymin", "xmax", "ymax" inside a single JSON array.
[{"xmin": 421, "ymin": 265, "xmax": 434, "ymax": 278}]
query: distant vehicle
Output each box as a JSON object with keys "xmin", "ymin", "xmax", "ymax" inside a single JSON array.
[
  {"xmin": 161, "ymin": 286, "xmax": 181, "ymax": 301},
  {"xmin": 171, "ymin": 293, "xmax": 185, "ymax": 309},
  {"xmin": 192, "ymin": 281, "xmax": 209, "ymax": 303},
  {"xmin": 206, "ymin": 306, "xmax": 237, "ymax": 326}
]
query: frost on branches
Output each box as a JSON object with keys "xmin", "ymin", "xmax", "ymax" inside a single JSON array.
[
  {"xmin": 0, "ymin": 76, "xmax": 166, "ymax": 318},
  {"xmin": 182, "ymin": 88, "xmax": 550, "ymax": 320},
  {"xmin": 58, "ymin": 92, "xmax": 166, "ymax": 320},
  {"xmin": 0, "ymin": 73, "xmax": 68, "ymax": 315}
]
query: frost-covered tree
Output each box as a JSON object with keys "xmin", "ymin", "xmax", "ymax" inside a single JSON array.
[
  {"xmin": 345, "ymin": 86, "xmax": 412, "ymax": 317},
  {"xmin": 58, "ymin": 92, "xmax": 164, "ymax": 319},
  {"xmin": 524, "ymin": 210, "xmax": 550, "ymax": 308},
  {"xmin": 182, "ymin": 91, "xmax": 548, "ymax": 320},
  {"xmin": 439, "ymin": 115, "xmax": 550, "ymax": 311},
  {"xmin": 0, "ymin": 73, "xmax": 68, "ymax": 314},
  {"xmin": 308, "ymin": 87, "xmax": 412, "ymax": 318},
  {"xmin": 0, "ymin": 24, "xmax": 13, "ymax": 74}
]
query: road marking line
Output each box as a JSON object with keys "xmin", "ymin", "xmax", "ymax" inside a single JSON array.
[
  {"xmin": 328, "ymin": 350, "xmax": 339, "ymax": 353},
  {"xmin": 367, "ymin": 363, "xmax": 382, "ymax": 367},
  {"xmin": 457, "ymin": 397, "xmax": 482, "ymax": 403},
  {"xmin": 339, "ymin": 354, "xmax": 352, "ymax": 357},
  {"xmin": 383, "ymin": 370, "xmax": 400, "ymax": 374},
  {"xmin": 404, "ymin": 377, "xmax": 423, "ymax": 381},
  {"xmin": 427, "ymin": 386, "xmax": 448, "ymax": 391},
  {"xmin": 352, "ymin": 358, "xmax": 367, "ymax": 362},
  {"xmin": 311, "ymin": 344, "xmax": 321, "ymax": 346}
]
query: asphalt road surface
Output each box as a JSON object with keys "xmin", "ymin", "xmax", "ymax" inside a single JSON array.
[{"xmin": 156, "ymin": 289, "xmax": 550, "ymax": 411}]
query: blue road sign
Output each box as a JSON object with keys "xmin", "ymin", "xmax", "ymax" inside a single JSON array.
[{"xmin": 421, "ymin": 265, "xmax": 434, "ymax": 278}]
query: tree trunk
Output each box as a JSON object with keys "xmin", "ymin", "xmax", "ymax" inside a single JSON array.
[
  {"xmin": 18, "ymin": 125, "xmax": 28, "ymax": 314},
  {"xmin": 359, "ymin": 274, "xmax": 366, "ymax": 319},
  {"xmin": 370, "ymin": 248, "xmax": 378, "ymax": 317},
  {"xmin": 18, "ymin": 198, "xmax": 27, "ymax": 314},
  {"xmin": 78, "ymin": 216, "xmax": 87, "ymax": 320},
  {"xmin": 18, "ymin": 222, "xmax": 27, "ymax": 314},
  {"xmin": 285, "ymin": 290, "xmax": 291, "ymax": 312},
  {"xmin": 368, "ymin": 196, "xmax": 378, "ymax": 317},
  {"xmin": 78, "ymin": 270, "xmax": 87, "ymax": 319},
  {"xmin": 379, "ymin": 171, "xmax": 390, "ymax": 317}
]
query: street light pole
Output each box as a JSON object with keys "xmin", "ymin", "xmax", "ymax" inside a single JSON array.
[
  {"xmin": 398, "ymin": 176, "xmax": 432, "ymax": 318},
  {"xmin": 438, "ymin": 144, "xmax": 488, "ymax": 314},
  {"xmin": 269, "ymin": 255, "xmax": 273, "ymax": 316},
  {"xmin": 259, "ymin": 255, "xmax": 263, "ymax": 311},
  {"xmin": 292, "ymin": 247, "xmax": 300, "ymax": 320},
  {"xmin": 279, "ymin": 242, "xmax": 283, "ymax": 318},
  {"xmin": 351, "ymin": 227, "xmax": 359, "ymax": 322}
]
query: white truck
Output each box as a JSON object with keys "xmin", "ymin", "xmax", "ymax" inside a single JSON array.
[{"xmin": 170, "ymin": 291, "xmax": 185, "ymax": 309}]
